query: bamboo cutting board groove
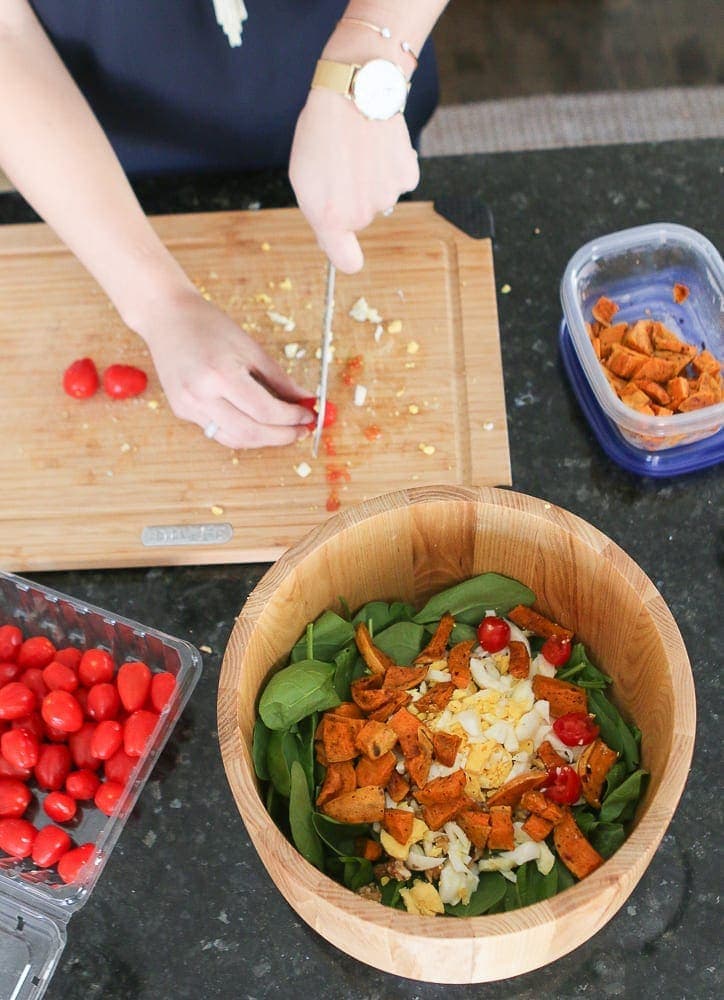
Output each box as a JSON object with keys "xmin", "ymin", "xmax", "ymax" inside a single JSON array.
[{"xmin": 0, "ymin": 204, "xmax": 510, "ymax": 570}]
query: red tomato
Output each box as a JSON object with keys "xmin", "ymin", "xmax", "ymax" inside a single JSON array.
[
  {"xmin": 552, "ymin": 712, "xmax": 600, "ymax": 748},
  {"xmin": 86, "ymin": 682, "xmax": 120, "ymax": 722},
  {"xmin": 0, "ymin": 682, "xmax": 37, "ymax": 720},
  {"xmin": 0, "ymin": 625, "xmax": 23, "ymax": 662},
  {"xmin": 43, "ymin": 791, "xmax": 77, "ymax": 823},
  {"xmin": 123, "ymin": 710, "xmax": 158, "ymax": 758},
  {"xmin": 0, "ymin": 754, "xmax": 32, "ymax": 780},
  {"xmin": 0, "ymin": 777, "xmax": 32, "ymax": 818},
  {"xmin": 94, "ymin": 780, "xmax": 123, "ymax": 816},
  {"xmin": 78, "ymin": 648, "xmax": 115, "ymax": 687},
  {"xmin": 54, "ymin": 647, "xmax": 82, "ymax": 671},
  {"xmin": 62, "ymin": 357, "xmax": 99, "ymax": 399},
  {"xmin": 102, "ymin": 364, "xmax": 148, "ymax": 399},
  {"xmin": 41, "ymin": 691, "xmax": 84, "ymax": 734},
  {"xmin": 117, "ymin": 661, "xmax": 151, "ymax": 713},
  {"xmin": 299, "ymin": 396, "xmax": 338, "ymax": 429},
  {"xmin": 0, "ymin": 817, "xmax": 37, "ymax": 858},
  {"xmin": 68, "ymin": 723, "xmax": 100, "ymax": 771},
  {"xmin": 0, "ymin": 662, "xmax": 21, "ymax": 688},
  {"xmin": 90, "ymin": 720, "xmax": 123, "ymax": 760},
  {"xmin": 543, "ymin": 765, "xmax": 582, "ymax": 805},
  {"xmin": 74, "ymin": 687, "xmax": 89, "ymax": 717},
  {"xmin": 35, "ymin": 743, "xmax": 72, "ymax": 790},
  {"xmin": 150, "ymin": 672, "xmax": 176, "ymax": 713},
  {"xmin": 1, "ymin": 727, "xmax": 40, "ymax": 769},
  {"xmin": 19, "ymin": 668, "xmax": 48, "ymax": 703},
  {"xmin": 104, "ymin": 747, "xmax": 136, "ymax": 786},
  {"xmin": 476, "ymin": 616, "xmax": 511, "ymax": 653},
  {"xmin": 58, "ymin": 842, "xmax": 94, "ymax": 884},
  {"xmin": 65, "ymin": 768, "xmax": 101, "ymax": 801},
  {"xmin": 541, "ymin": 636, "xmax": 573, "ymax": 668},
  {"xmin": 12, "ymin": 713, "xmax": 44, "ymax": 742},
  {"xmin": 17, "ymin": 636, "xmax": 56, "ymax": 670},
  {"xmin": 32, "ymin": 825, "xmax": 72, "ymax": 868},
  {"xmin": 42, "ymin": 661, "xmax": 79, "ymax": 693}
]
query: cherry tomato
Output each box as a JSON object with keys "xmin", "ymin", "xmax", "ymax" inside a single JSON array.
[
  {"xmin": 58, "ymin": 842, "xmax": 94, "ymax": 884},
  {"xmin": 0, "ymin": 682, "xmax": 37, "ymax": 720},
  {"xmin": 86, "ymin": 682, "xmax": 120, "ymax": 722},
  {"xmin": 543, "ymin": 765, "xmax": 582, "ymax": 805},
  {"xmin": 0, "ymin": 662, "xmax": 21, "ymax": 688},
  {"xmin": 123, "ymin": 709, "xmax": 158, "ymax": 758},
  {"xmin": 17, "ymin": 636, "xmax": 56, "ymax": 670},
  {"xmin": 54, "ymin": 647, "xmax": 82, "ymax": 671},
  {"xmin": 102, "ymin": 363, "xmax": 148, "ymax": 399},
  {"xmin": 0, "ymin": 752, "xmax": 32, "ymax": 780},
  {"xmin": 75, "ymin": 687, "xmax": 89, "ymax": 717},
  {"xmin": 0, "ymin": 625, "xmax": 23, "ymax": 662},
  {"xmin": 43, "ymin": 791, "xmax": 77, "ymax": 823},
  {"xmin": 117, "ymin": 661, "xmax": 151, "ymax": 713},
  {"xmin": 0, "ymin": 777, "xmax": 32, "ymax": 818},
  {"xmin": 65, "ymin": 768, "xmax": 101, "ymax": 801},
  {"xmin": 94, "ymin": 780, "xmax": 123, "ymax": 816},
  {"xmin": 477, "ymin": 616, "xmax": 511, "ymax": 653},
  {"xmin": 150, "ymin": 672, "xmax": 176, "ymax": 713},
  {"xmin": 541, "ymin": 635, "xmax": 573, "ymax": 668},
  {"xmin": 325, "ymin": 489, "xmax": 340, "ymax": 512},
  {"xmin": 552, "ymin": 711, "xmax": 600, "ymax": 747},
  {"xmin": 12, "ymin": 713, "xmax": 44, "ymax": 742},
  {"xmin": 90, "ymin": 720, "xmax": 123, "ymax": 760},
  {"xmin": 35, "ymin": 743, "xmax": 72, "ymax": 790},
  {"xmin": 104, "ymin": 747, "xmax": 136, "ymax": 786},
  {"xmin": 0, "ymin": 817, "xmax": 37, "ymax": 858},
  {"xmin": 68, "ymin": 723, "xmax": 100, "ymax": 771},
  {"xmin": 78, "ymin": 648, "xmax": 115, "ymax": 687},
  {"xmin": 1, "ymin": 727, "xmax": 40, "ymax": 769},
  {"xmin": 18, "ymin": 668, "xmax": 48, "ymax": 703},
  {"xmin": 41, "ymin": 691, "xmax": 84, "ymax": 733},
  {"xmin": 42, "ymin": 660, "xmax": 79, "ymax": 693},
  {"xmin": 32, "ymin": 825, "xmax": 72, "ymax": 868},
  {"xmin": 299, "ymin": 396, "xmax": 338, "ymax": 429},
  {"xmin": 62, "ymin": 357, "xmax": 99, "ymax": 399}
]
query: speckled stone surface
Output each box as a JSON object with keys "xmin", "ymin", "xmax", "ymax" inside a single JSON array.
[{"xmin": 1, "ymin": 140, "xmax": 722, "ymax": 999}]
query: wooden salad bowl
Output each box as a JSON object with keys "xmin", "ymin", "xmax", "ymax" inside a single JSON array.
[{"xmin": 217, "ymin": 486, "xmax": 695, "ymax": 983}]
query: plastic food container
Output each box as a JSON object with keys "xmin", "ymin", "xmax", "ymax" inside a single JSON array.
[
  {"xmin": 560, "ymin": 223, "xmax": 724, "ymax": 462},
  {"xmin": 0, "ymin": 571, "xmax": 202, "ymax": 999}
]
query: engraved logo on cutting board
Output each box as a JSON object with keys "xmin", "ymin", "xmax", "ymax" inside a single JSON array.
[{"xmin": 141, "ymin": 524, "xmax": 233, "ymax": 546}]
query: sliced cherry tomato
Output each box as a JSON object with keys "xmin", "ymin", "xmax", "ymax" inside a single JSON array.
[
  {"xmin": 41, "ymin": 691, "xmax": 84, "ymax": 733},
  {"xmin": 476, "ymin": 615, "xmax": 511, "ymax": 653},
  {"xmin": 102, "ymin": 364, "xmax": 148, "ymax": 399},
  {"xmin": 0, "ymin": 625, "xmax": 23, "ymax": 662},
  {"xmin": 17, "ymin": 636, "xmax": 56, "ymax": 670},
  {"xmin": 65, "ymin": 768, "xmax": 101, "ymax": 801},
  {"xmin": 86, "ymin": 682, "xmax": 120, "ymax": 722},
  {"xmin": 18, "ymin": 669, "xmax": 48, "ymax": 704},
  {"xmin": 68, "ymin": 723, "xmax": 100, "ymax": 771},
  {"xmin": 35, "ymin": 743, "xmax": 72, "ymax": 791},
  {"xmin": 299, "ymin": 396, "xmax": 338, "ymax": 429},
  {"xmin": 117, "ymin": 661, "xmax": 151, "ymax": 713},
  {"xmin": 150, "ymin": 672, "xmax": 176, "ymax": 713},
  {"xmin": 58, "ymin": 842, "xmax": 95, "ymax": 884},
  {"xmin": 104, "ymin": 747, "xmax": 136, "ymax": 786},
  {"xmin": 95, "ymin": 780, "xmax": 123, "ymax": 816},
  {"xmin": 0, "ymin": 662, "xmax": 21, "ymax": 688},
  {"xmin": 32, "ymin": 825, "xmax": 72, "ymax": 868},
  {"xmin": 90, "ymin": 720, "xmax": 123, "ymax": 760},
  {"xmin": 0, "ymin": 817, "xmax": 37, "ymax": 858},
  {"xmin": 62, "ymin": 357, "xmax": 99, "ymax": 399},
  {"xmin": 54, "ymin": 647, "xmax": 82, "ymax": 671},
  {"xmin": 42, "ymin": 660, "xmax": 79, "ymax": 693},
  {"xmin": 0, "ymin": 777, "xmax": 32, "ymax": 818},
  {"xmin": 43, "ymin": 791, "xmax": 77, "ymax": 824},
  {"xmin": 542, "ymin": 764, "xmax": 582, "ymax": 805},
  {"xmin": 78, "ymin": 648, "xmax": 115, "ymax": 687},
  {"xmin": 123, "ymin": 709, "xmax": 158, "ymax": 758},
  {"xmin": 0, "ymin": 682, "xmax": 37, "ymax": 720},
  {"xmin": 552, "ymin": 711, "xmax": 600, "ymax": 747},
  {"xmin": 541, "ymin": 635, "xmax": 573, "ymax": 668},
  {"xmin": 325, "ymin": 489, "xmax": 340, "ymax": 512},
  {"xmin": 1, "ymin": 727, "xmax": 40, "ymax": 769}
]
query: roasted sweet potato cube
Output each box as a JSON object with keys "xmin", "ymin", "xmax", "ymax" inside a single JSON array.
[
  {"xmin": 355, "ymin": 837, "xmax": 383, "ymax": 862},
  {"xmin": 413, "ymin": 681, "xmax": 455, "ymax": 713},
  {"xmin": 577, "ymin": 738, "xmax": 619, "ymax": 809},
  {"xmin": 322, "ymin": 785, "xmax": 386, "ymax": 824},
  {"xmin": 386, "ymin": 768, "xmax": 411, "ymax": 803},
  {"xmin": 350, "ymin": 675, "xmax": 391, "ymax": 714},
  {"xmin": 507, "ymin": 606, "xmax": 574, "ymax": 641},
  {"xmin": 553, "ymin": 810, "xmax": 604, "ymax": 879},
  {"xmin": 432, "ymin": 730, "xmax": 462, "ymax": 767},
  {"xmin": 634, "ymin": 379, "xmax": 671, "ymax": 406},
  {"xmin": 592, "ymin": 336, "xmax": 601, "ymax": 359},
  {"xmin": 651, "ymin": 404, "xmax": 674, "ymax": 416},
  {"xmin": 622, "ymin": 320, "xmax": 654, "ymax": 355},
  {"xmin": 456, "ymin": 808, "xmax": 491, "ymax": 849},
  {"xmin": 508, "ymin": 640, "xmax": 530, "ymax": 679},
  {"xmin": 388, "ymin": 708, "xmax": 422, "ymax": 758},
  {"xmin": 315, "ymin": 740, "xmax": 330, "ymax": 766},
  {"xmin": 591, "ymin": 296, "xmax": 619, "ymax": 325},
  {"xmin": 406, "ymin": 751, "xmax": 432, "ymax": 789},
  {"xmin": 536, "ymin": 740, "xmax": 567, "ymax": 769},
  {"xmin": 383, "ymin": 664, "xmax": 428, "ymax": 689},
  {"xmin": 316, "ymin": 761, "xmax": 357, "ymax": 807},
  {"xmin": 421, "ymin": 797, "xmax": 467, "ymax": 831},
  {"xmin": 487, "ymin": 805, "xmax": 515, "ymax": 851},
  {"xmin": 486, "ymin": 770, "xmax": 548, "ymax": 808},
  {"xmin": 448, "ymin": 639, "xmax": 475, "ymax": 689},
  {"xmin": 677, "ymin": 390, "xmax": 718, "ymax": 412},
  {"xmin": 367, "ymin": 690, "xmax": 411, "ymax": 722},
  {"xmin": 603, "ymin": 366, "xmax": 629, "ymax": 396},
  {"xmin": 415, "ymin": 612, "xmax": 455, "ymax": 663},
  {"xmin": 651, "ymin": 322, "xmax": 691, "ymax": 354},
  {"xmin": 356, "ymin": 719, "xmax": 398, "ymax": 760},
  {"xmin": 382, "ymin": 808, "xmax": 415, "ymax": 845},
  {"xmin": 520, "ymin": 789, "xmax": 565, "ymax": 824},
  {"xmin": 522, "ymin": 813, "xmax": 554, "ymax": 842},
  {"xmin": 356, "ymin": 751, "xmax": 397, "ymax": 788},
  {"xmin": 414, "ymin": 769, "xmax": 467, "ymax": 806},
  {"xmin": 607, "ymin": 345, "xmax": 646, "ymax": 380},
  {"xmin": 692, "ymin": 349, "xmax": 722, "ymax": 376},
  {"xmin": 654, "ymin": 348, "xmax": 694, "ymax": 376},
  {"xmin": 354, "ymin": 622, "xmax": 396, "ymax": 675},
  {"xmin": 598, "ymin": 322, "xmax": 628, "ymax": 358},
  {"xmin": 636, "ymin": 355, "xmax": 679, "ymax": 382},
  {"xmin": 667, "ymin": 376, "xmax": 690, "ymax": 409},
  {"xmin": 323, "ymin": 715, "xmax": 365, "ymax": 762},
  {"xmin": 672, "ymin": 282, "xmax": 689, "ymax": 303},
  {"xmin": 531, "ymin": 675, "xmax": 587, "ymax": 717}
]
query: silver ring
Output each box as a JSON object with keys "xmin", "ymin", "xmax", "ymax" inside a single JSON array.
[
  {"xmin": 203, "ymin": 420, "xmax": 219, "ymax": 440},
  {"xmin": 382, "ymin": 206, "xmax": 395, "ymax": 217}
]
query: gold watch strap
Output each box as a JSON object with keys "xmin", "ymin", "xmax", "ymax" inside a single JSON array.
[{"xmin": 311, "ymin": 59, "xmax": 359, "ymax": 98}]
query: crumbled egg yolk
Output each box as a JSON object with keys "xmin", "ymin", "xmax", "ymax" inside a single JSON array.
[
  {"xmin": 380, "ymin": 817, "xmax": 428, "ymax": 861},
  {"xmin": 400, "ymin": 880, "xmax": 445, "ymax": 916}
]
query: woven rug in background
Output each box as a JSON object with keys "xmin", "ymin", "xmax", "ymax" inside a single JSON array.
[{"xmin": 421, "ymin": 86, "xmax": 724, "ymax": 156}]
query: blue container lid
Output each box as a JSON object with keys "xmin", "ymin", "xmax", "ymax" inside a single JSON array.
[{"xmin": 559, "ymin": 320, "xmax": 724, "ymax": 477}]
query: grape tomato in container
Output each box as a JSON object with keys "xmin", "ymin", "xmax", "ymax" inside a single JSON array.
[{"xmin": 0, "ymin": 571, "xmax": 202, "ymax": 999}]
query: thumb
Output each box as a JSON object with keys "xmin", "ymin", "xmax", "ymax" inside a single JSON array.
[{"xmin": 317, "ymin": 229, "xmax": 364, "ymax": 273}]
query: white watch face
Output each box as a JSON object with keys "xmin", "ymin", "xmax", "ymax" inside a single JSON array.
[{"xmin": 352, "ymin": 59, "xmax": 408, "ymax": 121}]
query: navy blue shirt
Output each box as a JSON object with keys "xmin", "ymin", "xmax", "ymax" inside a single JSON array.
[{"xmin": 31, "ymin": 0, "xmax": 438, "ymax": 176}]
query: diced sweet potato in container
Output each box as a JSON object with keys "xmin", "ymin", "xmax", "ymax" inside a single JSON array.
[
  {"xmin": 356, "ymin": 751, "xmax": 397, "ymax": 788},
  {"xmin": 414, "ymin": 681, "xmax": 455, "ymax": 712},
  {"xmin": 386, "ymin": 768, "xmax": 410, "ymax": 803},
  {"xmin": 382, "ymin": 808, "xmax": 415, "ymax": 845},
  {"xmin": 485, "ymin": 770, "xmax": 548, "ymax": 808},
  {"xmin": 507, "ymin": 640, "xmax": 530, "ymax": 679},
  {"xmin": 420, "ymin": 798, "xmax": 467, "ymax": 831},
  {"xmin": 354, "ymin": 622, "xmax": 396, "ymax": 675},
  {"xmin": 355, "ymin": 837, "xmax": 383, "ymax": 862},
  {"xmin": 487, "ymin": 805, "xmax": 515, "ymax": 851},
  {"xmin": 672, "ymin": 282, "xmax": 689, "ymax": 303},
  {"xmin": 316, "ymin": 761, "xmax": 357, "ymax": 807},
  {"xmin": 521, "ymin": 789, "xmax": 565, "ymax": 823},
  {"xmin": 522, "ymin": 813, "xmax": 554, "ymax": 842},
  {"xmin": 692, "ymin": 349, "xmax": 722, "ymax": 376},
  {"xmin": 536, "ymin": 740, "xmax": 567, "ymax": 769},
  {"xmin": 415, "ymin": 612, "xmax": 455, "ymax": 663},
  {"xmin": 355, "ymin": 719, "xmax": 398, "ymax": 760},
  {"xmin": 388, "ymin": 708, "xmax": 422, "ymax": 757},
  {"xmin": 322, "ymin": 715, "xmax": 365, "ymax": 762},
  {"xmin": 383, "ymin": 665, "xmax": 428, "ymax": 689},
  {"xmin": 592, "ymin": 296, "xmax": 619, "ymax": 325},
  {"xmin": 622, "ymin": 320, "xmax": 654, "ymax": 356},
  {"xmin": 607, "ymin": 345, "xmax": 646, "ymax": 380},
  {"xmin": 448, "ymin": 639, "xmax": 475, "ymax": 690},
  {"xmin": 532, "ymin": 675, "xmax": 587, "ymax": 717},
  {"xmin": 456, "ymin": 807, "xmax": 491, "ymax": 849},
  {"xmin": 322, "ymin": 785, "xmax": 386, "ymax": 824},
  {"xmin": 577, "ymin": 737, "xmax": 618, "ymax": 809},
  {"xmin": 553, "ymin": 810, "xmax": 604, "ymax": 879},
  {"xmin": 367, "ymin": 690, "xmax": 411, "ymax": 722},
  {"xmin": 414, "ymin": 769, "xmax": 467, "ymax": 805},
  {"xmin": 507, "ymin": 605, "xmax": 574, "ymax": 641},
  {"xmin": 432, "ymin": 730, "xmax": 462, "ymax": 767}
]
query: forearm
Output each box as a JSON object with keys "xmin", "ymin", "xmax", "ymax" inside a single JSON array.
[{"xmin": 0, "ymin": 0, "xmax": 193, "ymax": 335}]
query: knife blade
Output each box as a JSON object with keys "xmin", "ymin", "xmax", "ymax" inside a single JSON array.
[{"xmin": 312, "ymin": 260, "xmax": 336, "ymax": 459}]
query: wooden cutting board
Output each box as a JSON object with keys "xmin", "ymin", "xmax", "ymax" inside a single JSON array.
[{"xmin": 0, "ymin": 204, "xmax": 510, "ymax": 571}]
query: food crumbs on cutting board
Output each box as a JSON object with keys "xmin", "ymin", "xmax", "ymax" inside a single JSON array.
[
  {"xmin": 501, "ymin": 284, "xmax": 512, "ymax": 294},
  {"xmin": 418, "ymin": 443, "xmax": 436, "ymax": 456},
  {"xmin": 210, "ymin": 505, "xmax": 225, "ymax": 516},
  {"xmin": 199, "ymin": 645, "xmax": 213, "ymax": 654}
]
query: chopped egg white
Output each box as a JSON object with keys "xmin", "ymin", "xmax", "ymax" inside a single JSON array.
[{"xmin": 349, "ymin": 297, "xmax": 382, "ymax": 324}]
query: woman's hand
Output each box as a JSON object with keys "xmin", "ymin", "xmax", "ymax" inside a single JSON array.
[{"xmin": 137, "ymin": 288, "xmax": 313, "ymax": 449}]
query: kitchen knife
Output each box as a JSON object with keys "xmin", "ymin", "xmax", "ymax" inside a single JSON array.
[{"xmin": 312, "ymin": 260, "xmax": 336, "ymax": 458}]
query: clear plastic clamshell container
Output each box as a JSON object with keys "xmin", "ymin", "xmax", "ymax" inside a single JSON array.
[
  {"xmin": 561, "ymin": 223, "xmax": 724, "ymax": 456},
  {"xmin": 0, "ymin": 571, "xmax": 202, "ymax": 999}
]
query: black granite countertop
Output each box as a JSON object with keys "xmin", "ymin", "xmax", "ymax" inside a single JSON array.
[{"xmin": 1, "ymin": 140, "xmax": 722, "ymax": 1000}]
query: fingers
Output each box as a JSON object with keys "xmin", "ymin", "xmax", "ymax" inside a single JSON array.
[
  {"xmin": 225, "ymin": 370, "xmax": 311, "ymax": 427},
  {"xmin": 248, "ymin": 348, "xmax": 311, "ymax": 410},
  {"xmin": 204, "ymin": 398, "xmax": 309, "ymax": 450},
  {"xmin": 317, "ymin": 228, "xmax": 364, "ymax": 274}
]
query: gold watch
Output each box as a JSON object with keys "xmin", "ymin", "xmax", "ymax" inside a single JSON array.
[{"xmin": 311, "ymin": 58, "xmax": 409, "ymax": 121}]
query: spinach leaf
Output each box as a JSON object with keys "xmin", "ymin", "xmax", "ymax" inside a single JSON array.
[
  {"xmin": 587, "ymin": 688, "xmax": 640, "ymax": 771},
  {"xmin": 514, "ymin": 861, "xmax": 560, "ymax": 907},
  {"xmin": 265, "ymin": 784, "xmax": 290, "ymax": 836},
  {"xmin": 557, "ymin": 643, "xmax": 611, "ymax": 689},
  {"xmin": 259, "ymin": 659, "xmax": 341, "ymax": 730},
  {"xmin": 341, "ymin": 856, "xmax": 375, "ymax": 891},
  {"xmin": 445, "ymin": 871, "xmax": 507, "ymax": 916},
  {"xmin": 288, "ymin": 761, "xmax": 324, "ymax": 870},
  {"xmin": 413, "ymin": 573, "xmax": 535, "ymax": 625},
  {"xmin": 599, "ymin": 769, "xmax": 648, "ymax": 823},
  {"xmin": 332, "ymin": 645, "xmax": 358, "ymax": 701},
  {"xmin": 296, "ymin": 712, "xmax": 318, "ymax": 796},
  {"xmin": 536, "ymin": 863, "xmax": 560, "ymax": 900},
  {"xmin": 312, "ymin": 813, "xmax": 371, "ymax": 856},
  {"xmin": 450, "ymin": 622, "xmax": 479, "ymax": 645},
  {"xmin": 352, "ymin": 600, "xmax": 415, "ymax": 635},
  {"xmin": 266, "ymin": 729, "xmax": 299, "ymax": 797},
  {"xmin": 252, "ymin": 719, "xmax": 271, "ymax": 781},
  {"xmin": 553, "ymin": 857, "xmax": 576, "ymax": 891},
  {"xmin": 379, "ymin": 879, "xmax": 406, "ymax": 909},
  {"xmin": 572, "ymin": 807, "xmax": 597, "ymax": 835},
  {"xmin": 589, "ymin": 822, "xmax": 626, "ymax": 858},
  {"xmin": 373, "ymin": 621, "xmax": 426, "ymax": 666},
  {"xmin": 290, "ymin": 611, "xmax": 355, "ymax": 663},
  {"xmin": 502, "ymin": 877, "xmax": 521, "ymax": 911},
  {"xmin": 603, "ymin": 760, "xmax": 629, "ymax": 798}
]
